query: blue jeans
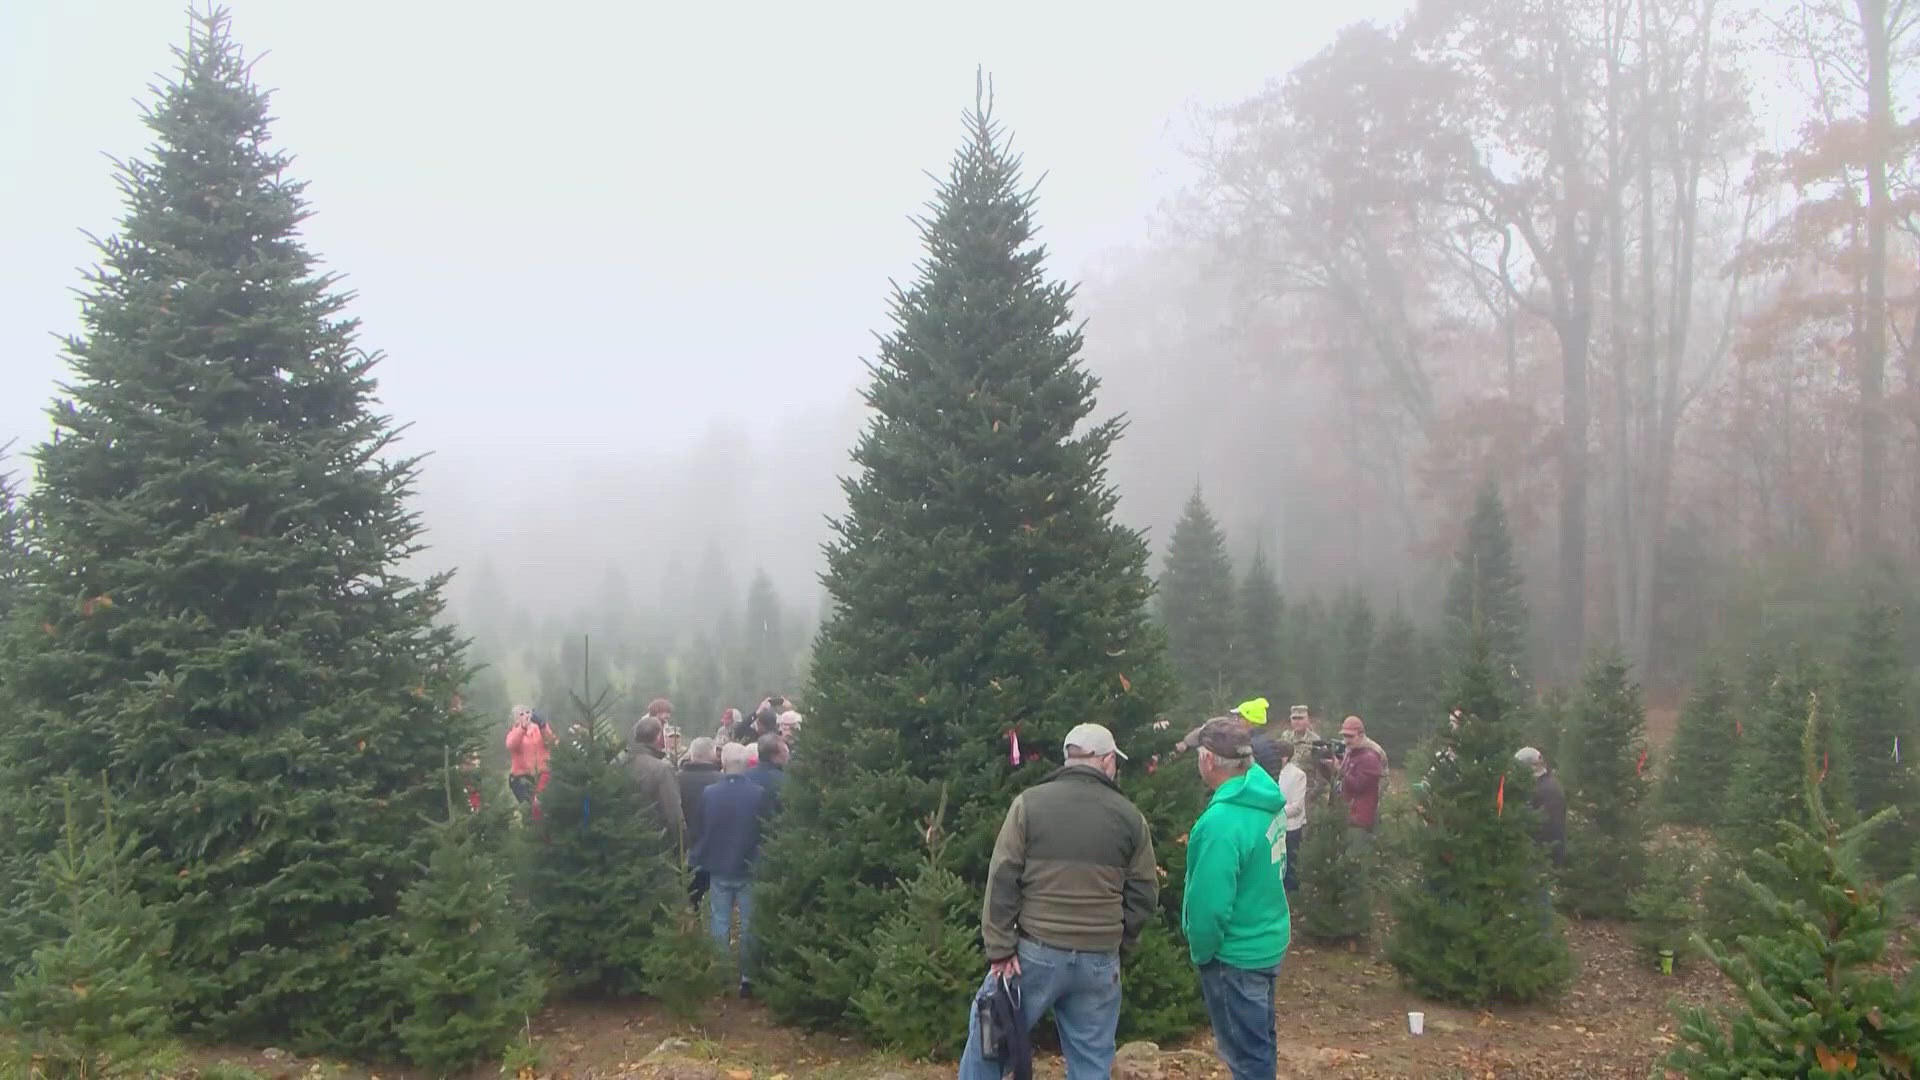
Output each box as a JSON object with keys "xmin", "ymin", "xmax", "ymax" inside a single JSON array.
[
  {"xmin": 958, "ymin": 938, "xmax": 1121, "ymax": 1080},
  {"xmin": 709, "ymin": 877, "xmax": 753, "ymax": 980},
  {"xmin": 1198, "ymin": 960, "xmax": 1280, "ymax": 1080}
]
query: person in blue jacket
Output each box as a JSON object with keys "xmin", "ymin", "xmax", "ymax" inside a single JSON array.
[{"xmin": 694, "ymin": 741, "xmax": 770, "ymax": 998}]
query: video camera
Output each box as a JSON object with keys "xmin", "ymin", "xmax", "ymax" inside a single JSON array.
[{"xmin": 1308, "ymin": 737, "xmax": 1347, "ymax": 763}]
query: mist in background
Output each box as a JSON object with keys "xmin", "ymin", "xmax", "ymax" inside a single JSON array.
[{"xmin": 3, "ymin": 1, "xmax": 1413, "ymax": 627}]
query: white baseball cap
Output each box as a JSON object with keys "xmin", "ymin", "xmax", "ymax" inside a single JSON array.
[{"xmin": 1063, "ymin": 722, "xmax": 1128, "ymax": 761}]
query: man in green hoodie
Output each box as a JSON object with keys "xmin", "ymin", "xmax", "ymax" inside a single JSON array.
[{"xmin": 1183, "ymin": 716, "xmax": 1291, "ymax": 1080}]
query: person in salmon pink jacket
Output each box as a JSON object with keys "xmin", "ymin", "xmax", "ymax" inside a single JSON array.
[{"xmin": 506, "ymin": 706, "xmax": 552, "ymax": 815}]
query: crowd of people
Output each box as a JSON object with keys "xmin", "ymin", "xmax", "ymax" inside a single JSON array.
[
  {"xmin": 966, "ymin": 699, "xmax": 1576, "ymax": 1080},
  {"xmin": 492, "ymin": 690, "xmax": 1568, "ymax": 1080},
  {"xmin": 495, "ymin": 694, "xmax": 803, "ymax": 997},
  {"xmin": 964, "ymin": 699, "xmax": 1393, "ymax": 1080}
]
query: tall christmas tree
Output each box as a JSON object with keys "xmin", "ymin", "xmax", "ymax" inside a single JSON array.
[
  {"xmin": 1558, "ymin": 651, "xmax": 1650, "ymax": 918},
  {"xmin": 1366, "ymin": 608, "xmax": 1427, "ymax": 761},
  {"xmin": 1160, "ymin": 487, "xmax": 1238, "ymax": 712},
  {"xmin": 1668, "ymin": 707, "xmax": 1920, "ymax": 1077},
  {"xmin": 1836, "ymin": 601, "xmax": 1920, "ymax": 879},
  {"xmin": 0, "ymin": 452, "xmax": 21, "ymax": 625},
  {"xmin": 1387, "ymin": 633, "xmax": 1570, "ymax": 1005},
  {"xmin": 737, "ymin": 569, "xmax": 790, "ymax": 701},
  {"xmin": 1443, "ymin": 478, "xmax": 1530, "ymax": 703},
  {"xmin": 753, "ymin": 84, "xmax": 1185, "ymax": 1034},
  {"xmin": 1235, "ymin": 544, "xmax": 1286, "ymax": 702},
  {"xmin": 1657, "ymin": 662, "xmax": 1738, "ymax": 827},
  {"xmin": 1330, "ymin": 586, "xmax": 1375, "ymax": 722},
  {"xmin": 1291, "ymin": 595, "xmax": 1332, "ymax": 717},
  {"xmin": 0, "ymin": 10, "xmax": 468, "ymax": 1056}
]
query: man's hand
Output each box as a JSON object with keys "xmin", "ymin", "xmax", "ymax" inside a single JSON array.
[{"xmin": 989, "ymin": 955, "xmax": 1021, "ymax": 981}]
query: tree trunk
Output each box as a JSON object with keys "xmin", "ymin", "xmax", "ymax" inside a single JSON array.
[
  {"xmin": 1859, "ymin": 0, "xmax": 1891, "ymax": 560},
  {"xmin": 1606, "ymin": 0, "xmax": 1636, "ymax": 654},
  {"xmin": 1559, "ymin": 304, "xmax": 1593, "ymax": 678}
]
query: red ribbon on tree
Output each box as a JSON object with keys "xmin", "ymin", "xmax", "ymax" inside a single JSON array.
[
  {"xmin": 1819, "ymin": 750, "xmax": 1829, "ymax": 783},
  {"xmin": 1008, "ymin": 727, "xmax": 1022, "ymax": 766},
  {"xmin": 1735, "ymin": 715, "xmax": 1743, "ymax": 737},
  {"xmin": 1496, "ymin": 774, "xmax": 1506, "ymax": 816},
  {"xmin": 1636, "ymin": 749, "xmax": 1648, "ymax": 776}
]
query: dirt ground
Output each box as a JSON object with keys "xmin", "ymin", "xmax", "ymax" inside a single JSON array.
[{"xmin": 182, "ymin": 917, "xmax": 1725, "ymax": 1080}]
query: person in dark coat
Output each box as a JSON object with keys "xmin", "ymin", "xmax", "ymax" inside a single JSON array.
[
  {"xmin": 694, "ymin": 742, "xmax": 771, "ymax": 997},
  {"xmin": 678, "ymin": 737, "xmax": 724, "ymax": 904},
  {"xmin": 747, "ymin": 732, "xmax": 789, "ymax": 806},
  {"xmin": 1515, "ymin": 746, "xmax": 1566, "ymax": 928},
  {"xmin": 1514, "ymin": 746, "xmax": 1568, "ymax": 867}
]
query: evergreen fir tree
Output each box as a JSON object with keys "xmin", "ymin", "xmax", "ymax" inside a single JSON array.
[
  {"xmin": 0, "ymin": 11, "xmax": 468, "ymax": 1055},
  {"xmin": 521, "ymin": 669, "xmax": 678, "ymax": 995},
  {"xmin": 1160, "ymin": 487, "xmax": 1239, "ymax": 712},
  {"xmin": 3, "ymin": 782, "xmax": 173, "ymax": 1077},
  {"xmin": 1668, "ymin": 710, "xmax": 1920, "ymax": 1077},
  {"xmin": 1558, "ymin": 651, "xmax": 1651, "ymax": 919},
  {"xmin": 1295, "ymin": 791, "xmax": 1371, "ymax": 946},
  {"xmin": 1722, "ymin": 659, "xmax": 1843, "ymax": 856},
  {"xmin": 1627, "ymin": 837, "xmax": 1703, "ymax": 967},
  {"xmin": 388, "ymin": 784, "xmax": 542, "ymax": 1076},
  {"xmin": 674, "ymin": 631, "xmax": 726, "ymax": 734},
  {"xmin": 628, "ymin": 636, "xmax": 673, "ymax": 712},
  {"xmin": 1116, "ymin": 924, "xmax": 1212, "ymax": 1044},
  {"xmin": 1235, "ymin": 544, "xmax": 1286, "ymax": 702},
  {"xmin": 1657, "ymin": 662, "xmax": 1738, "ymax": 827},
  {"xmin": 1416, "ymin": 629, "xmax": 1450, "ymax": 728},
  {"xmin": 738, "ymin": 570, "xmax": 789, "ymax": 699},
  {"xmin": 1525, "ymin": 686, "xmax": 1570, "ymax": 769},
  {"xmin": 1330, "ymin": 586, "xmax": 1375, "ymax": 722},
  {"xmin": 0, "ymin": 452, "xmax": 21, "ymax": 625},
  {"xmin": 1443, "ymin": 478, "xmax": 1530, "ymax": 703},
  {"xmin": 461, "ymin": 658, "xmax": 514, "ymax": 784},
  {"xmin": 1387, "ymin": 634, "xmax": 1571, "ymax": 1006},
  {"xmin": 1836, "ymin": 601, "xmax": 1920, "ymax": 880},
  {"xmin": 1708, "ymin": 659, "xmax": 1851, "ymax": 943},
  {"xmin": 639, "ymin": 869, "xmax": 728, "ymax": 1025},
  {"xmin": 852, "ymin": 790, "xmax": 984, "ymax": 1059},
  {"xmin": 1366, "ymin": 608, "xmax": 1425, "ymax": 762},
  {"xmin": 1292, "ymin": 595, "xmax": 1333, "ymax": 717},
  {"xmin": 753, "ymin": 86, "xmax": 1185, "ymax": 1034}
]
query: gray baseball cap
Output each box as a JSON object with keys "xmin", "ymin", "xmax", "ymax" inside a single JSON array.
[{"xmin": 1063, "ymin": 722, "xmax": 1128, "ymax": 761}]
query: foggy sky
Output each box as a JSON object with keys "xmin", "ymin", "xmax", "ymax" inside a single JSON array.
[{"xmin": 3, "ymin": 0, "xmax": 1412, "ymax": 611}]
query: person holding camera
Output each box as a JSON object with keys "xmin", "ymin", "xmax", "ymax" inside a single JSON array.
[
  {"xmin": 1336, "ymin": 716, "xmax": 1387, "ymax": 857},
  {"xmin": 505, "ymin": 706, "xmax": 551, "ymax": 815}
]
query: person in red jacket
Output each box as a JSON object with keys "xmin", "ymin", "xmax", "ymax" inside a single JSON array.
[{"xmin": 1336, "ymin": 715, "xmax": 1387, "ymax": 856}]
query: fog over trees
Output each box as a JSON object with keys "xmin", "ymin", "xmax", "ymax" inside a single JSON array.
[{"xmin": 9, "ymin": 0, "xmax": 1919, "ymax": 708}]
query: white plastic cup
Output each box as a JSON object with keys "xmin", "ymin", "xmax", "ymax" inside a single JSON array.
[{"xmin": 1408, "ymin": 1011, "xmax": 1425, "ymax": 1036}]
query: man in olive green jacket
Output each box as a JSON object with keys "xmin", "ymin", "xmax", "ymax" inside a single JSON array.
[
  {"xmin": 1184, "ymin": 716, "xmax": 1291, "ymax": 1080},
  {"xmin": 958, "ymin": 723, "xmax": 1158, "ymax": 1080}
]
